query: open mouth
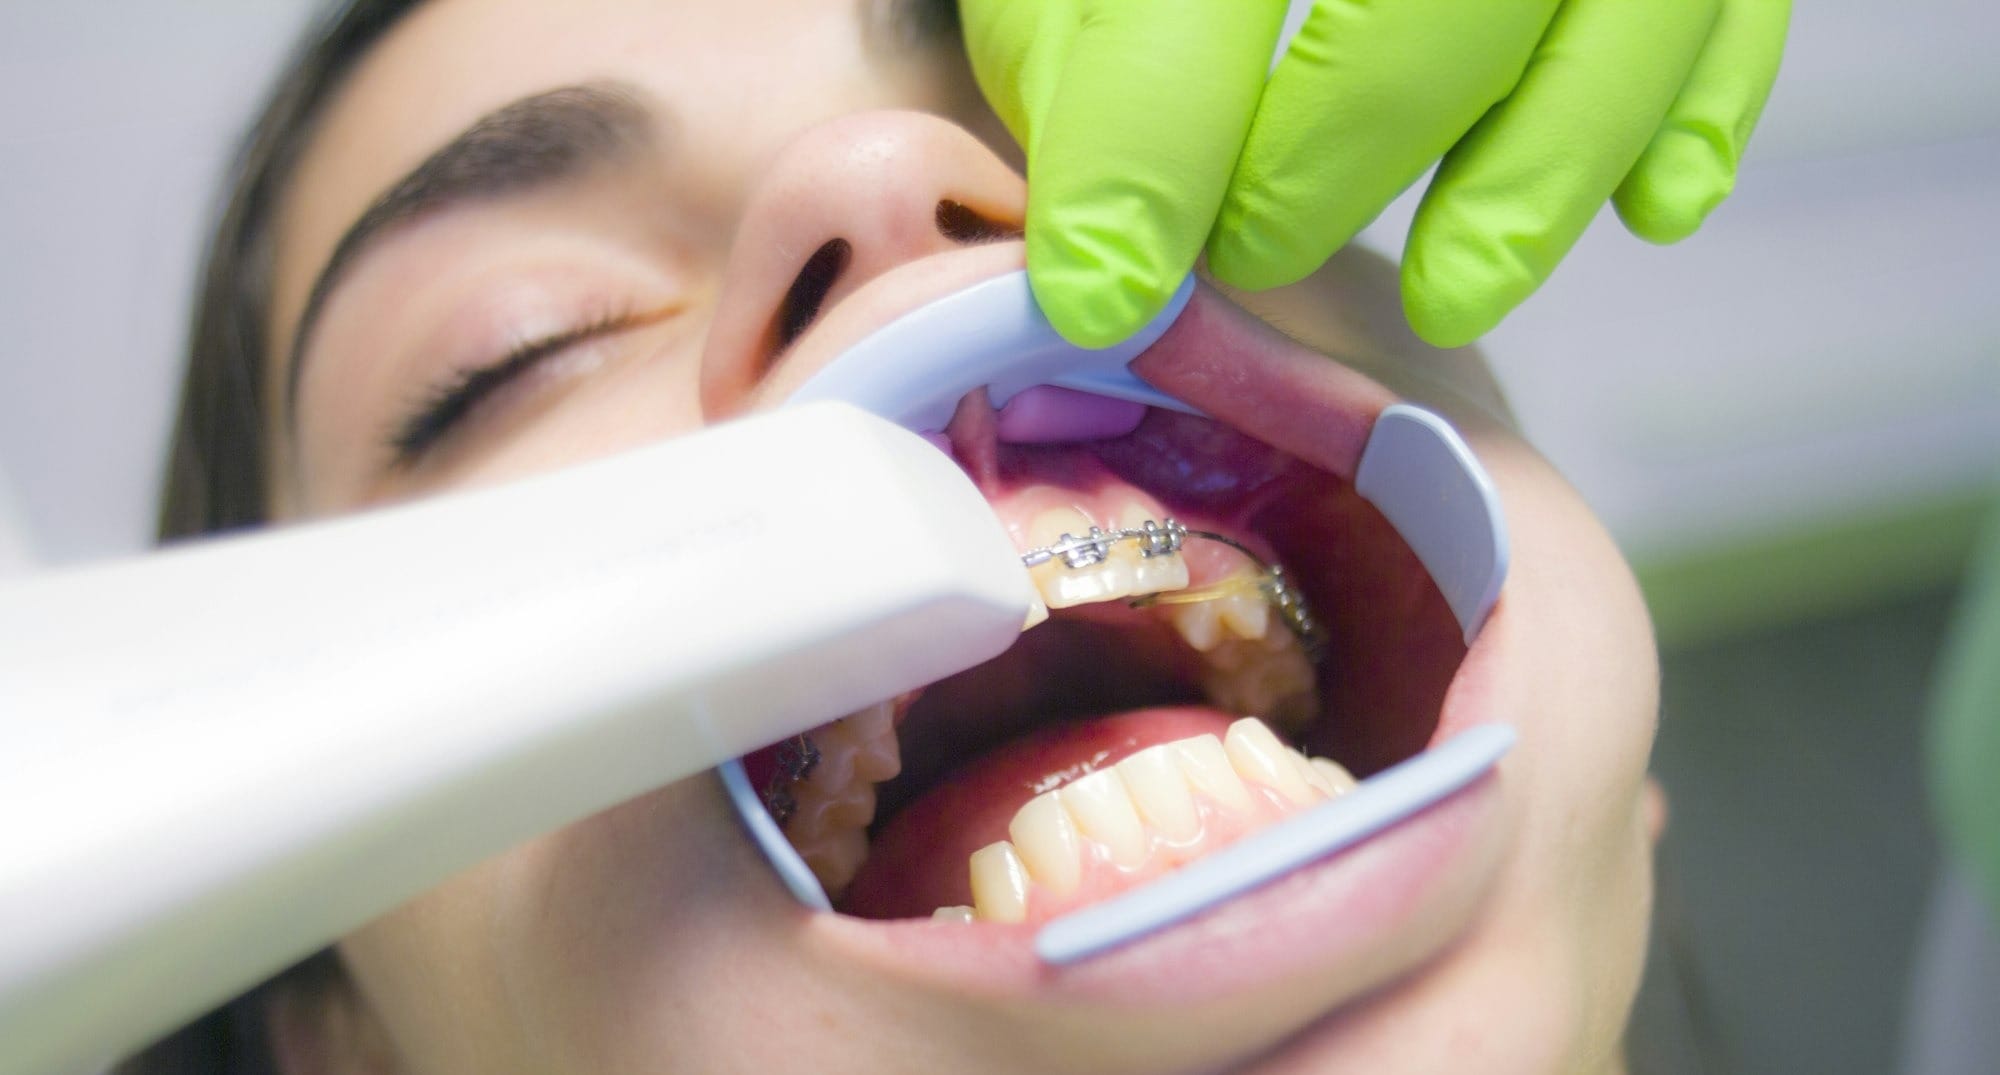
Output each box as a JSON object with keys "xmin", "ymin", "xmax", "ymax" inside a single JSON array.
[{"xmin": 724, "ymin": 274, "xmax": 1509, "ymax": 963}]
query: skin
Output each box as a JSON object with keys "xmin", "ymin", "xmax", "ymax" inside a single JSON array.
[{"xmin": 262, "ymin": 1, "xmax": 1663, "ymax": 1071}]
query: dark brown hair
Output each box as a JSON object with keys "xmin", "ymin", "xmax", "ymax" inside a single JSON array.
[{"xmin": 157, "ymin": 0, "xmax": 420, "ymax": 544}]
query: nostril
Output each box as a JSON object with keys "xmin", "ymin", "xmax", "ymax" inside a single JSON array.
[
  {"xmin": 775, "ymin": 238, "xmax": 851, "ymax": 349},
  {"xmin": 935, "ymin": 200, "xmax": 1022, "ymax": 246}
]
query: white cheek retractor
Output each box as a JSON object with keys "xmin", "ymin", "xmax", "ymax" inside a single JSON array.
[{"xmin": 725, "ymin": 269, "xmax": 1514, "ymax": 964}]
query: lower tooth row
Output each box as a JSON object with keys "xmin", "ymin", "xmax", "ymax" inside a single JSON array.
[{"xmin": 951, "ymin": 717, "xmax": 1356, "ymax": 925}]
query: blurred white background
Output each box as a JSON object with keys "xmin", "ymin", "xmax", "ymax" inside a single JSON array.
[
  {"xmin": 0, "ymin": 2, "xmax": 319, "ymax": 567},
  {"xmin": 1, "ymin": 1, "xmax": 1996, "ymax": 574}
]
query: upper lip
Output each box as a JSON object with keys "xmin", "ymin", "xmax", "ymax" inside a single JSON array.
[{"xmin": 752, "ymin": 252, "xmax": 1515, "ymax": 1042}]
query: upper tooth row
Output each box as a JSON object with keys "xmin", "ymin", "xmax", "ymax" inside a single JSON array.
[
  {"xmin": 963, "ymin": 717, "xmax": 1357, "ymax": 924},
  {"xmin": 1024, "ymin": 505, "xmax": 1192, "ymax": 611},
  {"xmin": 1015, "ymin": 509, "xmax": 1326, "ymax": 667}
]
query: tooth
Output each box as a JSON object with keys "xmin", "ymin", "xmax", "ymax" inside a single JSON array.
[
  {"xmin": 1292, "ymin": 751, "xmax": 1329, "ymax": 797},
  {"xmin": 1060, "ymin": 769, "xmax": 1149, "ymax": 869},
  {"xmin": 775, "ymin": 703, "xmax": 905, "ymax": 895},
  {"xmin": 932, "ymin": 905, "xmax": 976, "ymax": 923},
  {"xmin": 1008, "ymin": 790, "xmax": 1083, "ymax": 897},
  {"xmin": 1171, "ymin": 601, "xmax": 1223, "ymax": 652},
  {"xmin": 817, "ymin": 783, "xmax": 876, "ymax": 830},
  {"xmin": 1224, "ymin": 717, "xmax": 1317, "ymax": 806},
  {"xmin": 1024, "ymin": 589, "xmax": 1051, "ymax": 630},
  {"xmin": 1026, "ymin": 508, "xmax": 1135, "ymax": 609},
  {"xmin": 841, "ymin": 701, "xmax": 894, "ymax": 743},
  {"xmin": 798, "ymin": 827, "xmax": 868, "ymax": 898},
  {"xmin": 1201, "ymin": 633, "xmax": 1319, "ymax": 735},
  {"xmin": 1290, "ymin": 751, "xmax": 1337, "ymax": 798},
  {"xmin": 969, "ymin": 842, "xmax": 1031, "ymax": 923},
  {"xmin": 850, "ymin": 736, "xmax": 900, "ymax": 784},
  {"xmin": 1169, "ymin": 734, "xmax": 1255, "ymax": 814},
  {"xmin": 1134, "ymin": 561, "xmax": 1190, "ymax": 599},
  {"xmin": 1311, "ymin": 756, "xmax": 1359, "ymax": 797},
  {"xmin": 1115, "ymin": 501, "xmax": 1189, "ymax": 597},
  {"xmin": 1217, "ymin": 588, "xmax": 1270, "ymax": 641},
  {"xmin": 827, "ymin": 703, "xmax": 901, "ymax": 783},
  {"xmin": 1113, "ymin": 745, "xmax": 1201, "ymax": 843}
]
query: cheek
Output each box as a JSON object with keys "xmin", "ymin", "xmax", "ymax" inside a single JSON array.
[
  {"xmin": 338, "ymin": 777, "xmax": 796, "ymax": 1070},
  {"xmin": 1496, "ymin": 441, "xmax": 1661, "ymax": 775},
  {"xmin": 337, "ymin": 863, "xmax": 526, "ymax": 1071},
  {"xmin": 496, "ymin": 780, "xmax": 814, "ymax": 1065}
]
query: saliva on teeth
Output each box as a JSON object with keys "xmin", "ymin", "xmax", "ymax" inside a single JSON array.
[{"xmin": 762, "ymin": 510, "xmax": 1336, "ymax": 911}]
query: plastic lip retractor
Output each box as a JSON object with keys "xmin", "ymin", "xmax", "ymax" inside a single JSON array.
[{"xmin": 720, "ymin": 269, "xmax": 1514, "ymax": 963}]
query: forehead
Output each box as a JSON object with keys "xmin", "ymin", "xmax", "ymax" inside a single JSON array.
[{"xmin": 268, "ymin": 0, "xmax": 926, "ymax": 384}]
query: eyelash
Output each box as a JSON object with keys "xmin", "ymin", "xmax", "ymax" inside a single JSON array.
[{"xmin": 388, "ymin": 308, "xmax": 645, "ymax": 466}]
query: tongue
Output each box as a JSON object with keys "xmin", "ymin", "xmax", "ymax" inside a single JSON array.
[{"xmin": 840, "ymin": 707, "xmax": 1238, "ymax": 920}]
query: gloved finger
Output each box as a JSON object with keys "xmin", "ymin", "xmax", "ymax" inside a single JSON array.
[
  {"xmin": 1207, "ymin": 0, "xmax": 1561, "ymax": 293},
  {"xmin": 1025, "ymin": 0, "xmax": 1289, "ymax": 348},
  {"xmin": 959, "ymin": 0, "xmax": 1082, "ymax": 153},
  {"xmin": 1401, "ymin": 0, "xmax": 1722, "ymax": 347},
  {"xmin": 1614, "ymin": 0, "xmax": 1792, "ymax": 244}
]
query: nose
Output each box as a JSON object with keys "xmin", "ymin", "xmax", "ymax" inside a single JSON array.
[{"xmin": 700, "ymin": 111, "xmax": 1025, "ymax": 418}]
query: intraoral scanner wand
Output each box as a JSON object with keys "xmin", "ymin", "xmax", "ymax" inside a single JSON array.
[{"xmin": 0, "ymin": 403, "xmax": 1036, "ymax": 1075}]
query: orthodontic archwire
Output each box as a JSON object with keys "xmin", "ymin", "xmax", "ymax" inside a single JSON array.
[{"xmin": 1018, "ymin": 519, "xmax": 1327, "ymax": 663}]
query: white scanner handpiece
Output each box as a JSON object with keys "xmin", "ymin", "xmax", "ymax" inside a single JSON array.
[{"xmin": 0, "ymin": 402, "xmax": 1033, "ymax": 1075}]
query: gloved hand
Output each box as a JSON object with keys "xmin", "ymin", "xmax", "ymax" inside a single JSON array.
[{"xmin": 963, "ymin": 0, "xmax": 1791, "ymax": 349}]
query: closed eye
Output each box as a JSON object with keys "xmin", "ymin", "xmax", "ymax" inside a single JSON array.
[{"xmin": 388, "ymin": 306, "xmax": 676, "ymax": 467}]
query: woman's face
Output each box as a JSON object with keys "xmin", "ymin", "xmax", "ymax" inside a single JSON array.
[{"xmin": 267, "ymin": 0, "xmax": 1661, "ymax": 1071}]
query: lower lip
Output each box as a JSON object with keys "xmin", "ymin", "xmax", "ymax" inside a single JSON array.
[
  {"xmin": 817, "ymin": 769, "xmax": 1503, "ymax": 1007},
  {"xmin": 809, "ymin": 286, "xmax": 1513, "ymax": 1009}
]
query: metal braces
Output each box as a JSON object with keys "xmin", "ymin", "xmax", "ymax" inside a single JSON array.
[
  {"xmin": 1017, "ymin": 519, "xmax": 1186, "ymax": 570},
  {"xmin": 774, "ymin": 734, "xmax": 820, "ymax": 781},
  {"xmin": 759, "ymin": 733, "xmax": 822, "ymax": 827},
  {"xmin": 1020, "ymin": 517, "xmax": 1328, "ymax": 663},
  {"xmin": 760, "ymin": 783, "xmax": 798, "ymax": 828}
]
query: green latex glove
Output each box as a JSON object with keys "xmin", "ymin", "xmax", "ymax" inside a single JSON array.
[{"xmin": 964, "ymin": 0, "xmax": 1791, "ymax": 349}]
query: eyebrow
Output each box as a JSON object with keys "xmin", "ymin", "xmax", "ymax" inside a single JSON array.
[{"xmin": 283, "ymin": 81, "xmax": 658, "ymax": 424}]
